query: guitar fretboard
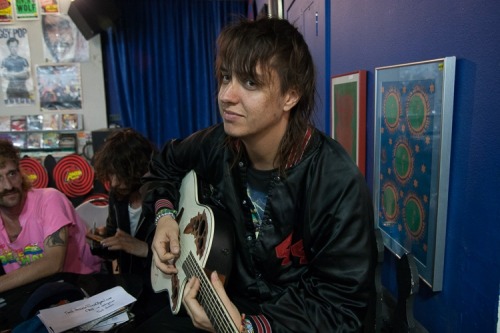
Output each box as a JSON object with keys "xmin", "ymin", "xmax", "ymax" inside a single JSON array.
[{"xmin": 183, "ymin": 251, "xmax": 240, "ymax": 333}]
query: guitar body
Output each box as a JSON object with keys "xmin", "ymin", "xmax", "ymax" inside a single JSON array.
[{"xmin": 151, "ymin": 170, "xmax": 235, "ymax": 315}]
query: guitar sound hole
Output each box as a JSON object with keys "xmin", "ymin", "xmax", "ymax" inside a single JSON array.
[
  {"xmin": 196, "ymin": 219, "xmax": 207, "ymax": 255},
  {"xmin": 198, "ymin": 219, "xmax": 206, "ymax": 236},
  {"xmin": 184, "ymin": 211, "xmax": 210, "ymax": 258}
]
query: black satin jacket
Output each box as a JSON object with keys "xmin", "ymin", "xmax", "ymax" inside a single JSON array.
[
  {"xmin": 105, "ymin": 192, "xmax": 152, "ymax": 275},
  {"xmin": 142, "ymin": 124, "xmax": 376, "ymax": 332}
]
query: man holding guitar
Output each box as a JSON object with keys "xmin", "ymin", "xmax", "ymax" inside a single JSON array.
[{"xmin": 141, "ymin": 17, "xmax": 376, "ymax": 333}]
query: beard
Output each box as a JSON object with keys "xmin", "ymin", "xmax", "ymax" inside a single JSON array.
[
  {"xmin": 112, "ymin": 184, "xmax": 136, "ymax": 200},
  {"xmin": 113, "ymin": 188, "xmax": 131, "ymax": 200},
  {"xmin": 0, "ymin": 188, "xmax": 23, "ymax": 208}
]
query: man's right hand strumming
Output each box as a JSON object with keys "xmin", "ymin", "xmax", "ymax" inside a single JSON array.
[{"xmin": 152, "ymin": 215, "xmax": 180, "ymax": 274}]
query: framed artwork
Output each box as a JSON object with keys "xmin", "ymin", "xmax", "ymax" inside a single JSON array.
[
  {"xmin": 331, "ymin": 70, "xmax": 367, "ymax": 175},
  {"xmin": 373, "ymin": 57, "xmax": 456, "ymax": 291}
]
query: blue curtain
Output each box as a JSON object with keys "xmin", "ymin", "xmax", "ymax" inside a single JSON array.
[{"xmin": 102, "ymin": 0, "xmax": 247, "ymax": 147}]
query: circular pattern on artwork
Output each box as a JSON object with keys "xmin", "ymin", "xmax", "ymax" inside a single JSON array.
[
  {"xmin": 406, "ymin": 86, "xmax": 430, "ymax": 136},
  {"xmin": 83, "ymin": 193, "xmax": 109, "ymax": 205},
  {"xmin": 403, "ymin": 193, "xmax": 425, "ymax": 240},
  {"xmin": 393, "ymin": 139, "xmax": 413, "ymax": 184},
  {"xmin": 53, "ymin": 154, "xmax": 94, "ymax": 197},
  {"xmin": 383, "ymin": 87, "xmax": 402, "ymax": 132},
  {"xmin": 381, "ymin": 182, "xmax": 399, "ymax": 224},
  {"xmin": 19, "ymin": 157, "xmax": 49, "ymax": 189}
]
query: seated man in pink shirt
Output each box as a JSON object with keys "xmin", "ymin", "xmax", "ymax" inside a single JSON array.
[{"xmin": 0, "ymin": 139, "xmax": 101, "ymax": 293}]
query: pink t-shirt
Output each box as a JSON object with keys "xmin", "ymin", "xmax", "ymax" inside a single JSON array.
[{"xmin": 0, "ymin": 188, "xmax": 101, "ymax": 274}]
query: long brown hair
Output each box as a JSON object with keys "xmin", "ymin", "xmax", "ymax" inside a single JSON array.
[{"xmin": 216, "ymin": 17, "xmax": 316, "ymax": 174}]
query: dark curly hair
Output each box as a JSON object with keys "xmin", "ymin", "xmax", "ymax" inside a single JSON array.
[
  {"xmin": 92, "ymin": 128, "xmax": 155, "ymax": 192},
  {"xmin": 0, "ymin": 139, "xmax": 32, "ymax": 191}
]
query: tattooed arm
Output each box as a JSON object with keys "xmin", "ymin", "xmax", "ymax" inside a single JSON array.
[{"xmin": 0, "ymin": 226, "xmax": 68, "ymax": 293}]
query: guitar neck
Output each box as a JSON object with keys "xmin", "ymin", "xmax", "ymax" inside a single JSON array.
[{"xmin": 183, "ymin": 251, "xmax": 240, "ymax": 333}]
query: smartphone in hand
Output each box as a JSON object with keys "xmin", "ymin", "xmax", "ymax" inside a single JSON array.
[{"xmin": 86, "ymin": 233, "xmax": 104, "ymax": 243}]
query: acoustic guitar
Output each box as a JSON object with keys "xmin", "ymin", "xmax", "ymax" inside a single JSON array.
[{"xmin": 151, "ymin": 170, "xmax": 240, "ymax": 332}]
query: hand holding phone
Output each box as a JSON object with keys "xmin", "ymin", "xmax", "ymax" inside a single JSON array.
[{"xmin": 86, "ymin": 233, "xmax": 104, "ymax": 243}]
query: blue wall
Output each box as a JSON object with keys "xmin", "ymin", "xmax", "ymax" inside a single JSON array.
[{"xmin": 329, "ymin": 0, "xmax": 500, "ymax": 331}]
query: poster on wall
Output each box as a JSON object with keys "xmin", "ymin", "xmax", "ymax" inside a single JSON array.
[
  {"xmin": 41, "ymin": 14, "xmax": 89, "ymax": 63},
  {"xmin": 36, "ymin": 64, "xmax": 82, "ymax": 111},
  {"xmin": 330, "ymin": 70, "xmax": 367, "ymax": 175},
  {"xmin": 39, "ymin": 0, "xmax": 59, "ymax": 14},
  {"xmin": 0, "ymin": 27, "xmax": 35, "ymax": 106},
  {"xmin": 0, "ymin": 0, "xmax": 14, "ymax": 23},
  {"xmin": 15, "ymin": 0, "xmax": 40, "ymax": 20},
  {"xmin": 373, "ymin": 57, "xmax": 456, "ymax": 291}
]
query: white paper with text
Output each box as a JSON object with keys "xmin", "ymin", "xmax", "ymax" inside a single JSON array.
[{"xmin": 37, "ymin": 286, "xmax": 136, "ymax": 333}]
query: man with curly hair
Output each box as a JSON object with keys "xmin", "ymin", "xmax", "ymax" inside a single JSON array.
[{"xmin": 92, "ymin": 128, "xmax": 165, "ymax": 325}]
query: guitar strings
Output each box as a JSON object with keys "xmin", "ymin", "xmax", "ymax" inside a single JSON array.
[
  {"xmin": 184, "ymin": 252, "xmax": 239, "ymax": 333},
  {"xmin": 184, "ymin": 253, "xmax": 230, "ymax": 332}
]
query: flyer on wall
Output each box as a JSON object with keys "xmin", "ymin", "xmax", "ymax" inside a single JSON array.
[
  {"xmin": 0, "ymin": 0, "xmax": 14, "ymax": 23},
  {"xmin": 41, "ymin": 14, "xmax": 89, "ymax": 63},
  {"xmin": 15, "ymin": 0, "xmax": 40, "ymax": 20},
  {"xmin": 0, "ymin": 26, "xmax": 35, "ymax": 106},
  {"xmin": 36, "ymin": 64, "xmax": 82, "ymax": 111},
  {"xmin": 39, "ymin": 0, "xmax": 59, "ymax": 14}
]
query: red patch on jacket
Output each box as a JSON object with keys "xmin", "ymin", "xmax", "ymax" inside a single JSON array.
[{"xmin": 275, "ymin": 233, "xmax": 308, "ymax": 266}]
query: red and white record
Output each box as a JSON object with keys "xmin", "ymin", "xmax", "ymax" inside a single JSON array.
[
  {"xmin": 19, "ymin": 157, "xmax": 49, "ymax": 189},
  {"xmin": 53, "ymin": 154, "xmax": 94, "ymax": 197}
]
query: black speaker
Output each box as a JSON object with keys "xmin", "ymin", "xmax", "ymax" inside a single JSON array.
[
  {"xmin": 91, "ymin": 128, "xmax": 118, "ymax": 155},
  {"xmin": 68, "ymin": 0, "xmax": 121, "ymax": 40}
]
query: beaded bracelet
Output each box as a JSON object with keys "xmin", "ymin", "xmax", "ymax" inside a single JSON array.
[
  {"xmin": 240, "ymin": 314, "xmax": 254, "ymax": 333},
  {"xmin": 154, "ymin": 208, "xmax": 177, "ymax": 226}
]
